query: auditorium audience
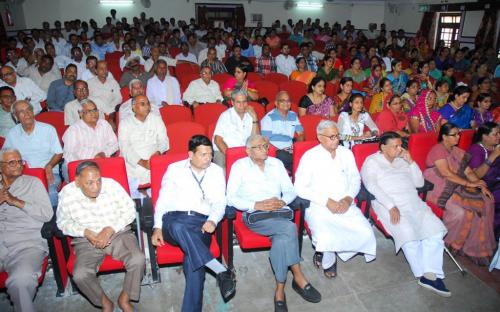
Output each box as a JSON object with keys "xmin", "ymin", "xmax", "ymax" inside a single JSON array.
[
  {"xmin": 375, "ymin": 95, "xmax": 409, "ymax": 137},
  {"xmin": 298, "ymin": 77, "xmax": 335, "ymax": 118},
  {"xmin": 146, "ymin": 59, "xmax": 182, "ymax": 106},
  {"xmin": 290, "ymin": 57, "xmax": 316, "ymax": 85},
  {"xmin": 0, "ymin": 86, "xmax": 17, "ymax": 137},
  {"xmin": 369, "ymin": 77, "xmax": 393, "ymax": 114},
  {"xmin": 119, "ymin": 79, "xmax": 159, "ymax": 122},
  {"xmin": 439, "ymin": 85, "xmax": 473, "ymax": 129},
  {"xmin": 0, "ymin": 66, "xmax": 46, "ymax": 115},
  {"xmin": 46, "ymin": 63, "xmax": 76, "ymax": 111},
  {"xmin": 183, "ymin": 66, "xmax": 223, "ymax": 107},
  {"xmin": 408, "ymin": 89, "xmax": 443, "ymax": 133},
  {"xmin": 471, "ymin": 93, "xmax": 494, "ymax": 129},
  {"xmin": 222, "ymin": 64, "xmax": 259, "ymax": 102},
  {"xmin": 87, "ymin": 60, "xmax": 122, "ymax": 115},
  {"xmin": 338, "ymin": 93, "xmax": 379, "ymax": 148}
]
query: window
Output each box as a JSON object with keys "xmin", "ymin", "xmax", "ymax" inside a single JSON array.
[{"xmin": 437, "ymin": 13, "xmax": 461, "ymax": 47}]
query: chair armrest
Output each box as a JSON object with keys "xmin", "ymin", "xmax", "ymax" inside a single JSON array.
[
  {"xmin": 417, "ymin": 180, "xmax": 434, "ymax": 193},
  {"xmin": 41, "ymin": 218, "xmax": 55, "ymax": 239},
  {"xmin": 225, "ymin": 206, "xmax": 237, "ymax": 220},
  {"xmin": 357, "ymin": 183, "xmax": 375, "ymax": 202},
  {"xmin": 290, "ymin": 196, "xmax": 310, "ymax": 211},
  {"xmin": 138, "ymin": 198, "xmax": 155, "ymax": 230}
]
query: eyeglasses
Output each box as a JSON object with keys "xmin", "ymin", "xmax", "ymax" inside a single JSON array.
[
  {"xmin": 0, "ymin": 160, "xmax": 25, "ymax": 167},
  {"xmin": 82, "ymin": 108, "xmax": 98, "ymax": 114},
  {"xmin": 251, "ymin": 144, "xmax": 269, "ymax": 150},
  {"xmin": 319, "ymin": 133, "xmax": 340, "ymax": 141}
]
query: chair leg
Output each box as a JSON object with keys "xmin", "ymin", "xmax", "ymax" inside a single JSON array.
[
  {"xmin": 298, "ymin": 207, "xmax": 305, "ymax": 256},
  {"xmin": 444, "ymin": 246, "xmax": 467, "ymax": 276}
]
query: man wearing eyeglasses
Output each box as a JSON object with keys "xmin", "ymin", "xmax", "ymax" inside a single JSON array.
[
  {"xmin": 62, "ymin": 99, "xmax": 118, "ymax": 181},
  {"xmin": 0, "ymin": 86, "xmax": 17, "ymax": 137},
  {"xmin": 0, "ymin": 148, "xmax": 53, "ymax": 312},
  {"xmin": 64, "ymin": 80, "xmax": 105, "ymax": 126},
  {"xmin": 0, "ymin": 66, "xmax": 46, "ymax": 115},
  {"xmin": 183, "ymin": 66, "xmax": 223, "ymax": 108},
  {"xmin": 294, "ymin": 120, "xmax": 376, "ymax": 279},
  {"xmin": 3, "ymin": 100, "xmax": 63, "ymax": 207},
  {"xmin": 227, "ymin": 134, "xmax": 321, "ymax": 311}
]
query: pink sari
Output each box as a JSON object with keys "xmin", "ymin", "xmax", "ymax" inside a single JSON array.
[{"xmin": 408, "ymin": 89, "xmax": 442, "ymax": 133}]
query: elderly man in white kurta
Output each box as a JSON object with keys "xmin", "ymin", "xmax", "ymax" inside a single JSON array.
[
  {"xmin": 118, "ymin": 95, "xmax": 169, "ymax": 188},
  {"xmin": 182, "ymin": 66, "xmax": 223, "ymax": 107},
  {"xmin": 146, "ymin": 59, "xmax": 182, "ymax": 106},
  {"xmin": 87, "ymin": 61, "xmax": 122, "ymax": 115},
  {"xmin": 294, "ymin": 120, "xmax": 376, "ymax": 278},
  {"xmin": 118, "ymin": 79, "xmax": 160, "ymax": 122},
  {"xmin": 0, "ymin": 66, "xmax": 46, "ymax": 115},
  {"xmin": 361, "ymin": 131, "xmax": 450, "ymax": 297}
]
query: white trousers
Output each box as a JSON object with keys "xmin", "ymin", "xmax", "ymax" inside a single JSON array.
[{"xmin": 401, "ymin": 232, "xmax": 446, "ymax": 279}]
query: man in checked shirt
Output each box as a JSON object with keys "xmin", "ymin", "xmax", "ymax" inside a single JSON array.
[{"xmin": 57, "ymin": 161, "xmax": 145, "ymax": 312}]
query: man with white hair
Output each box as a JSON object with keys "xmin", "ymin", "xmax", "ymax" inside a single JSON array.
[
  {"xmin": 64, "ymin": 80, "xmax": 105, "ymax": 126},
  {"xmin": 294, "ymin": 120, "xmax": 376, "ymax": 279},
  {"xmin": 3, "ymin": 100, "xmax": 63, "ymax": 206},
  {"xmin": 0, "ymin": 66, "xmax": 46, "ymax": 115},
  {"xmin": 0, "ymin": 148, "xmax": 53, "ymax": 312},
  {"xmin": 119, "ymin": 79, "xmax": 160, "ymax": 122}
]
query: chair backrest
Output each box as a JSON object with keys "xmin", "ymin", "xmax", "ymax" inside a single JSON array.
[
  {"xmin": 150, "ymin": 153, "xmax": 189, "ymax": 207},
  {"xmin": 325, "ymin": 81, "xmax": 339, "ymax": 98},
  {"xmin": 159, "ymin": 105, "xmax": 193, "ymax": 126},
  {"xmin": 168, "ymin": 47, "xmax": 181, "ymax": 58},
  {"xmin": 23, "ymin": 167, "xmax": 49, "ymax": 191},
  {"xmin": 34, "ymin": 112, "xmax": 68, "ymax": 145},
  {"xmin": 352, "ymin": 143, "xmax": 379, "ymax": 171},
  {"xmin": 292, "ymin": 140, "xmax": 319, "ymax": 180},
  {"xmin": 176, "ymin": 63, "xmax": 200, "ymax": 77},
  {"xmin": 193, "ymin": 103, "xmax": 227, "ymax": 129},
  {"xmin": 264, "ymin": 72, "xmax": 288, "ymax": 85},
  {"xmin": 67, "ymin": 157, "xmax": 130, "ymax": 194},
  {"xmin": 212, "ymin": 73, "xmax": 233, "ymax": 93},
  {"xmin": 167, "ymin": 121, "xmax": 206, "ymax": 153},
  {"xmin": 120, "ymin": 86, "xmax": 130, "ymax": 102},
  {"xmin": 299, "ymin": 115, "xmax": 323, "ymax": 141},
  {"xmin": 0, "ymin": 136, "xmax": 4, "ymax": 149},
  {"xmin": 458, "ymin": 129, "xmax": 474, "ymax": 151},
  {"xmin": 408, "ymin": 132, "xmax": 438, "ymax": 171},
  {"xmin": 279, "ymin": 80, "xmax": 308, "ymax": 104},
  {"xmin": 248, "ymin": 102, "xmax": 266, "ymax": 120},
  {"xmin": 225, "ymin": 145, "xmax": 277, "ymax": 182},
  {"xmin": 254, "ymin": 80, "xmax": 279, "ymax": 103},
  {"xmin": 207, "ymin": 123, "xmax": 216, "ymax": 142},
  {"xmin": 246, "ymin": 72, "xmax": 263, "ymax": 82},
  {"xmin": 179, "ymin": 73, "xmax": 200, "ymax": 93}
]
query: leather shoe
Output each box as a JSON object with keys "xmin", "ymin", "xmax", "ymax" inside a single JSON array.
[
  {"xmin": 292, "ymin": 280, "xmax": 321, "ymax": 303},
  {"xmin": 274, "ymin": 294, "xmax": 288, "ymax": 312},
  {"xmin": 216, "ymin": 270, "xmax": 236, "ymax": 302}
]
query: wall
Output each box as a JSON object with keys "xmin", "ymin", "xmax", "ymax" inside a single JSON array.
[
  {"xmin": 20, "ymin": 0, "xmax": 385, "ymax": 30},
  {"xmin": 0, "ymin": 1, "xmax": 26, "ymax": 32}
]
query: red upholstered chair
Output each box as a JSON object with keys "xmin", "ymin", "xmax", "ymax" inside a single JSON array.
[
  {"xmin": 0, "ymin": 168, "xmax": 67, "ymax": 295},
  {"xmin": 149, "ymin": 154, "xmax": 221, "ymax": 276},
  {"xmin": 34, "ymin": 111, "xmax": 68, "ymax": 145},
  {"xmin": 178, "ymin": 73, "xmax": 200, "ymax": 94},
  {"xmin": 66, "ymin": 158, "xmax": 133, "ymax": 277},
  {"xmin": 168, "ymin": 47, "xmax": 181, "ymax": 58},
  {"xmin": 280, "ymin": 80, "xmax": 308, "ymax": 104},
  {"xmin": 248, "ymin": 102, "xmax": 266, "ymax": 120},
  {"xmin": 264, "ymin": 73, "xmax": 288, "ymax": 85},
  {"xmin": 212, "ymin": 73, "xmax": 233, "ymax": 93},
  {"xmin": 176, "ymin": 63, "xmax": 200, "ymax": 77},
  {"xmin": 159, "ymin": 105, "xmax": 193, "ymax": 126},
  {"xmin": 292, "ymin": 141, "xmax": 319, "ymax": 181},
  {"xmin": 408, "ymin": 132, "xmax": 438, "ymax": 171},
  {"xmin": 299, "ymin": 115, "xmax": 323, "ymax": 141},
  {"xmin": 207, "ymin": 123, "xmax": 216, "ymax": 142},
  {"xmin": 458, "ymin": 129, "xmax": 474, "ymax": 151},
  {"xmin": 0, "ymin": 136, "xmax": 4, "ymax": 149},
  {"xmin": 193, "ymin": 103, "xmax": 227, "ymax": 129},
  {"xmin": 120, "ymin": 86, "xmax": 131, "ymax": 102},
  {"xmin": 254, "ymin": 80, "xmax": 279, "ymax": 103},
  {"xmin": 246, "ymin": 72, "xmax": 263, "ymax": 82},
  {"xmin": 248, "ymin": 57, "xmax": 257, "ymax": 68},
  {"xmin": 166, "ymin": 122, "xmax": 206, "ymax": 153},
  {"xmin": 325, "ymin": 81, "xmax": 339, "ymax": 98}
]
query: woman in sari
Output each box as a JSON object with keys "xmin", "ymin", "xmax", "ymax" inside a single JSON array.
[
  {"xmin": 343, "ymin": 57, "xmax": 368, "ymax": 84},
  {"xmin": 316, "ymin": 55, "xmax": 340, "ymax": 83},
  {"xmin": 333, "ymin": 77, "xmax": 353, "ymax": 113},
  {"xmin": 298, "ymin": 77, "xmax": 335, "ymax": 119},
  {"xmin": 439, "ymin": 85, "xmax": 473, "ymax": 129},
  {"xmin": 415, "ymin": 61, "xmax": 435, "ymax": 90},
  {"xmin": 408, "ymin": 89, "xmax": 444, "ymax": 133},
  {"xmin": 369, "ymin": 78, "xmax": 393, "ymax": 114},
  {"xmin": 290, "ymin": 57, "xmax": 316, "ymax": 85},
  {"xmin": 222, "ymin": 63, "xmax": 259, "ymax": 102},
  {"xmin": 471, "ymin": 93, "xmax": 494, "ymax": 129},
  {"xmin": 400, "ymin": 79, "xmax": 419, "ymax": 112},
  {"xmin": 424, "ymin": 123, "xmax": 496, "ymax": 265},
  {"xmin": 375, "ymin": 95, "xmax": 409, "ymax": 137},
  {"xmin": 467, "ymin": 122, "xmax": 500, "ymax": 239},
  {"xmin": 387, "ymin": 59, "xmax": 409, "ymax": 95},
  {"xmin": 366, "ymin": 63, "xmax": 383, "ymax": 96}
]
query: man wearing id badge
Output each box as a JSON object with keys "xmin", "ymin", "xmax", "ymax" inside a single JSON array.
[
  {"xmin": 227, "ymin": 134, "xmax": 321, "ymax": 312},
  {"xmin": 151, "ymin": 135, "xmax": 235, "ymax": 312}
]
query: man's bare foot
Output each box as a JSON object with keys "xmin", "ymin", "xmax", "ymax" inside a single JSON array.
[
  {"xmin": 118, "ymin": 291, "xmax": 134, "ymax": 312},
  {"xmin": 101, "ymin": 294, "xmax": 114, "ymax": 312}
]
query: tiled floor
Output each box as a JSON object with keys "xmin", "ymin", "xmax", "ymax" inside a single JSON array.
[{"xmin": 2, "ymin": 229, "xmax": 500, "ymax": 312}]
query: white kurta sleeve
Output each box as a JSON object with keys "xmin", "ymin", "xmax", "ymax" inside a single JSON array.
[
  {"xmin": 294, "ymin": 154, "xmax": 329, "ymax": 207},
  {"xmin": 111, "ymin": 78, "xmax": 123, "ymax": 107},
  {"xmin": 27, "ymin": 79, "xmax": 47, "ymax": 115},
  {"xmin": 182, "ymin": 81, "xmax": 197, "ymax": 105},
  {"xmin": 361, "ymin": 157, "xmax": 396, "ymax": 210},
  {"xmin": 408, "ymin": 161, "xmax": 425, "ymax": 188},
  {"xmin": 118, "ymin": 120, "xmax": 142, "ymax": 166},
  {"xmin": 343, "ymin": 149, "xmax": 361, "ymax": 199}
]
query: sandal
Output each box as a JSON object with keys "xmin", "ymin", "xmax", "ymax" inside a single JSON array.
[
  {"xmin": 313, "ymin": 252, "xmax": 323, "ymax": 269},
  {"xmin": 323, "ymin": 261, "xmax": 337, "ymax": 279}
]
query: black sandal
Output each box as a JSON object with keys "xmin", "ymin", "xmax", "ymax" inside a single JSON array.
[
  {"xmin": 324, "ymin": 261, "xmax": 337, "ymax": 279},
  {"xmin": 313, "ymin": 252, "xmax": 323, "ymax": 269}
]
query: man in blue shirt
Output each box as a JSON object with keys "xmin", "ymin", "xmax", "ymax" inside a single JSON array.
[
  {"xmin": 90, "ymin": 34, "xmax": 114, "ymax": 60},
  {"xmin": 261, "ymin": 91, "xmax": 304, "ymax": 171},
  {"xmin": 4, "ymin": 100, "xmax": 63, "ymax": 206},
  {"xmin": 46, "ymin": 64, "xmax": 77, "ymax": 111}
]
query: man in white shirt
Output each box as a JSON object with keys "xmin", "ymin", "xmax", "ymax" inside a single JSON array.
[
  {"xmin": 64, "ymin": 80, "xmax": 105, "ymax": 126},
  {"xmin": 197, "ymin": 37, "xmax": 225, "ymax": 65},
  {"xmin": 275, "ymin": 44, "xmax": 297, "ymax": 77},
  {"xmin": 87, "ymin": 61, "xmax": 122, "ymax": 115},
  {"xmin": 175, "ymin": 42, "xmax": 198, "ymax": 64},
  {"xmin": 26, "ymin": 55, "xmax": 60, "ymax": 93},
  {"xmin": 68, "ymin": 47, "xmax": 87, "ymax": 80},
  {"xmin": 57, "ymin": 161, "xmax": 144, "ymax": 312},
  {"xmin": 294, "ymin": 120, "xmax": 376, "ymax": 278},
  {"xmin": 144, "ymin": 47, "xmax": 176, "ymax": 73},
  {"xmin": 151, "ymin": 135, "xmax": 236, "ymax": 311},
  {"xmin": 119, "ymin": 79, "xmax": 159, "ymax": 122},
  {"xmin": 227, "ymin": 134, "xmax": 321, "ymax": 309},
  {"xmin": 118, "ymin": 95, "xmax": 169, "ymax": 187},
  {"xmin": 62, "ymin": 99, "xmax": 118, "ymax": 179},
  {"xmin": 0, "ymin": 66, "xmax": 46, "ymax": 115},
  {"xmin": 213, "ymin": 89, "xmax": 260, "ymax": 168},
  {"xmin": 361, "ymin": 132, "xmax": 450, "ymax": 297},
  {"xmin": 5, "ymin": 48, "xmax": 29, "ymax": 77},
  {"xmin": 146, "ymin": 59, "xmax": 182, "ymax": 106},
  {"xmin": 183, "ymin": 66, "xmax": 223, "ymax": 107}
]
